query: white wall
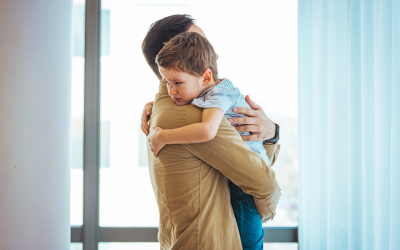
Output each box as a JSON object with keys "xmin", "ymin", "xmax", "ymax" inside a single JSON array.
[{"xmin": 0, "ymin": 0, "xmax": 72, "ymax": 249}]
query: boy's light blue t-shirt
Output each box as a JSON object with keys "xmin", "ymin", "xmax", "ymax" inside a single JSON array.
[{"xmin": 192, "ymin": 78, "xmax": 271, "ymax": 165}]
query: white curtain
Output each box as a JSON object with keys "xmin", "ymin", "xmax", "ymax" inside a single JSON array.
[{"xmin": 298, "ymin": 0, "xmax": 399, "ymax": 249}]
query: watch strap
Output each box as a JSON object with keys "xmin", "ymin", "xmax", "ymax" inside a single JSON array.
[{"xmin": 263, "ymin": 123, "xmax": 279, "ymax": 144}]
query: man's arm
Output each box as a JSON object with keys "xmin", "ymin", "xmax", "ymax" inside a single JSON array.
[
  {"xmin": 264, "ymin": 143, "xmax": 280, "ymax": 167},
  {"xmin": 181, "ymin": 111, "xmax": 281, "ymax": 223}
]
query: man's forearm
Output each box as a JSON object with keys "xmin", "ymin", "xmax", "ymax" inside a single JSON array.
[
  {"xmin": 264, "ymin": 143, "xmax": 280, "ymax": 167},
  {"xmin": 183, "ymin": 118, "xmax": 281, "ymax": 222},
  {"xmin": 254, "ymin": 184, "xmax": 281, "ymax": 223}
]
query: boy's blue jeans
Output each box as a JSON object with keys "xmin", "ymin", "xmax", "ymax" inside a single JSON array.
[{"xmin": 229, "ymin": 180, "xmax": 264, "ymax": 250}]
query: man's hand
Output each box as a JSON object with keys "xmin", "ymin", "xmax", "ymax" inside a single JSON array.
[
  {"xmin": 141, "ymin": 101, "xmax": 154, "ymax": 135},
  {"xmin": 149, "ymin": 126, "xmax": 165, "ymax": 157},
  {"xmin": 228, "ymin": 95, "xmax": 276, "ymax": 142}
]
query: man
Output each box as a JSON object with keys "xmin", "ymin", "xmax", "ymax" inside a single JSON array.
[{"xmin": 141, "ymin": 14, "xmax": 281, "ymax": 250}]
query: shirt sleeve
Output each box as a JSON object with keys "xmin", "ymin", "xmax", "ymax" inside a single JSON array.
[
  {"xmin": 192, "ymin": 90, "xmax": 233, "ymax": 114},
  {"xmin": 182, "ymin": 116, "xmax": 281, "ymax": 223},
  {"xmin": 264, "ymin": 143, "xmax": 280, "ymax": 167}
]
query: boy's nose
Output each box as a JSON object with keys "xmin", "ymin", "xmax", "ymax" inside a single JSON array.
[{"xmin": 168, "ymin": 85, "xmax": 178, "ymax": 95}]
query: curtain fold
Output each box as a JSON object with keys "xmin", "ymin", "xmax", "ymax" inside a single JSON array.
[{"xmin": 298, "ymin": 0, "xmax": 399, "ymax": 249}]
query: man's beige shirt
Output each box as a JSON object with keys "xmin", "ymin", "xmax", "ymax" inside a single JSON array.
[{"xmin": 147, "ymin": 82, "xmax": 281, "ymax": 250}]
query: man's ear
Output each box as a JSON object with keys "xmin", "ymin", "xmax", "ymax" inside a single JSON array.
[{"xmin": 201, "ymin": 69, "xmax": 213, "ymax": 86}]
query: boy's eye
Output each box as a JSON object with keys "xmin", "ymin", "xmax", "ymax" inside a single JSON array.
[{"xmin": 175, "ymin": 82, "xmax": 182, "ymax": 84}]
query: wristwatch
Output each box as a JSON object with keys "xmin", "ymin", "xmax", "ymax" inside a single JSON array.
[{"xmin": 263, "ymin": 123, "xmax": 280, "ymax": 144}]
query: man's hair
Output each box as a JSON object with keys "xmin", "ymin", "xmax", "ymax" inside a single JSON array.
[
  {"xmin": 155, "ymin": 32, "xmax": 219, "ymax": 82},
  {"xmin": 142, "ymin": 14, "xmax": 196, "ymax": 79}
]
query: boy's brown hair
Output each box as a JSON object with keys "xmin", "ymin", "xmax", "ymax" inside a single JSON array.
[{"xmin": 156, "ymin": 32, "xmax": 219, "ymax": 82}]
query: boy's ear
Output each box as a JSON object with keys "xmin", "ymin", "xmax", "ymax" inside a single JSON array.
[{"xmin": 201, "ymin": 69, "xmax": 213, "ymax": 86}]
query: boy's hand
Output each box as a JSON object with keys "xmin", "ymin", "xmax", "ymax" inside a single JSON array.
[
  {"xmin": 229, "ymin": 95, "xmax": 276, "ymax": 141},
  {"xmin": 149, "ymin": 126, "xmax": 165, "ymax": 158},
  {"xmin": 141, "ymin": 101, "xmax": 154, "ymax": 135}
]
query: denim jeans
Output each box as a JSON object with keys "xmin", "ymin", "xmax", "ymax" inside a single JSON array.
[{"xmin": 229, "ymin": 180, "xmax": 264, "ymax": 250}]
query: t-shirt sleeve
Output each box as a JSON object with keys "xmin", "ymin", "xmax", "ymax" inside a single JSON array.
[{"xmin": 192, "ymin": 91, "xmax": 233, "ymax": 113}]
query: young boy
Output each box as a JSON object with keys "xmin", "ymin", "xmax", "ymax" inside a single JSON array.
[{"xmin": 149, "ymin": 32, "xmax": 270, "ymax": 249}]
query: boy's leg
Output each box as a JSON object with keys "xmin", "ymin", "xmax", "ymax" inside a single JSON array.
[{"xmin": 229, "ymin": 180, "xmax": 264, "ymax": 250}]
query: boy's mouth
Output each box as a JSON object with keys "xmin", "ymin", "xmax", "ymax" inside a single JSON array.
[{"xmin": 173, "ymin": 98, "xmax": 181, "ymax": 102}]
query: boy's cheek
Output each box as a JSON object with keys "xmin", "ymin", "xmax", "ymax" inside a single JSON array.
[{"xmin": 180, "ymin": 90, "xmax": 197, "ymax": 100}]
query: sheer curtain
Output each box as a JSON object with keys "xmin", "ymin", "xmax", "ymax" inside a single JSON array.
[{"xmin": 298, "ymin": 0, "xmax": 399, "ymax": 249}]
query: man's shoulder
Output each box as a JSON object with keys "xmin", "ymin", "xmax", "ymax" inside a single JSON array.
[{"xmin": 151, "ymin": 97, "xmax": 203, "ymax": 129}]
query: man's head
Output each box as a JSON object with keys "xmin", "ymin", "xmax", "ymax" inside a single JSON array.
[
  {"xmin": 142, "ymin": 14, "xmax": 198, "ymax": 80},
  {"xmin": 155, "ymin": 32, "xmax": 218, "ymax": 106}
]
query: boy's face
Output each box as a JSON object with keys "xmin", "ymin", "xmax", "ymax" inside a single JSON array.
[{"xmin": 159, "ymin": 67, "xmax": 205, "ymax": 106}]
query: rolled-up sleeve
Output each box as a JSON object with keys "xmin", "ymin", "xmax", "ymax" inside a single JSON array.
[{"xmin": 264, "ymin": 143, "xmax": 281, "ymax": 168}]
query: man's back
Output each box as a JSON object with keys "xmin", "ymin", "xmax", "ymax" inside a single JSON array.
[{"xmin": 147, "ymin": 82, "xmax": 281, "ymax": 250}]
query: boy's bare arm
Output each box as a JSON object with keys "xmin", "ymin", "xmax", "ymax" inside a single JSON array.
[
  {"xmin": 159, "ymin": 108, "xmax": 224, "ymax": 144},
  {"xmin": 148, "ymin": 108, "xmax": 224, "ymax": 157}
]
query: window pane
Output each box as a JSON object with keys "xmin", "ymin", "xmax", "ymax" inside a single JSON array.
[
  {"xmin": 70, "ymin": 0, "xmax": 85, "ymax": 226},
  {"xmin": 99, "ymin": 0, "xmax": 298, "ymax": 227},
  {"xmin": 70, "ymin": 243, "xmax": 83, "ymax": 250}
]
